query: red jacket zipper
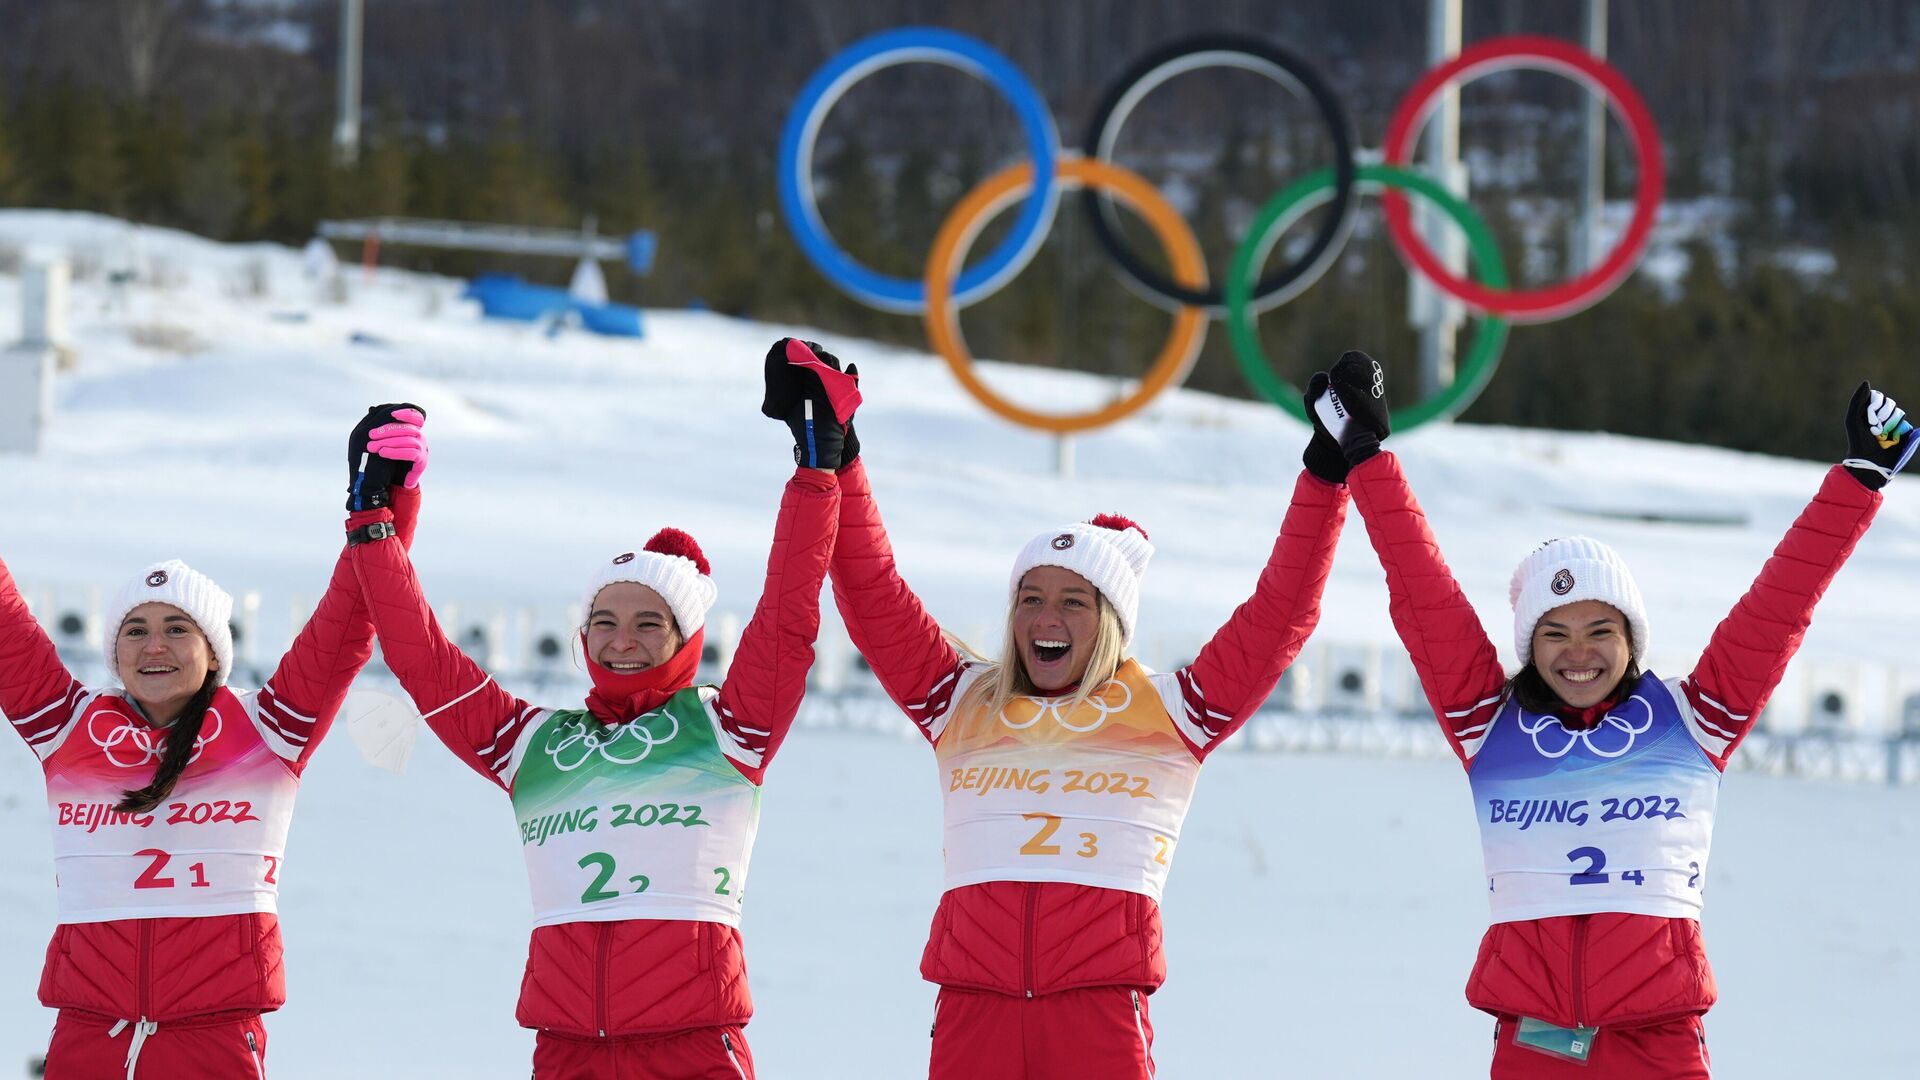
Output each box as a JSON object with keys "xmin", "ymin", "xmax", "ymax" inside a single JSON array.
[
  {"xmin": 595, "ymin": 923, "xmax": 612, "ymax": 1037},
  {"xmin": 1569, "ymin": 914, "xmax": 1589, "ymax": 1027},
  {"xmin": 137, "ymin": 919, "xmax": 153, "ymax": 1019},
  {"xmin": 1022, "ymin": 882, "xmax": 1039, "ymax": 999}
]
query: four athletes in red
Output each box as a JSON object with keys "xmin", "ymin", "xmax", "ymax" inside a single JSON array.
[{"xmin": 2, "ymin": 342, "xmax": 1907, "ymax": 1078}]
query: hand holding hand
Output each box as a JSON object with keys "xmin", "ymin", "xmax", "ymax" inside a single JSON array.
[
  {"xmin": 1843, "ymin": 380, "xmax": 1915, "ymax": 491},
  {"xmin": 347, "ymin": 403, "xmax": 428, "ymax": 511},
  {"xmin": 1301, "ymin": 372, "xmax": 1350, "ymax": 484},
  {"xmin": 761, "ymin": 338, "xmax": 862, "ymax": 469},
  {"xmin": 1308, "ymin": 350, "xmax": 1391, "ymax": 470}
]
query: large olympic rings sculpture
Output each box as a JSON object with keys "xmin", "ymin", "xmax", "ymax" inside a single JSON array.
[{"xmin": 779, "ymin": 29, "xmax": 1662, "ymax": 434}]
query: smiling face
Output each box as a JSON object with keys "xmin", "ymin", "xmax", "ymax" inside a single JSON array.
[
  {"xmin": 1012, "ymin": 565, "xmax": 1104, "ymax": 693},
  {"xmin": 115, "ymin": 602, "xmax": 215, "ymax": 723},
  {"xmin": 1530, "ymin": 599, "xmax": 1633, "ymax": 710},
  {"xmin": 585, "ymin": 582, "xmax": 684, "ymax": 673}
]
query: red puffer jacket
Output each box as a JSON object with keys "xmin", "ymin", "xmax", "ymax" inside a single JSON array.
[
  {"xmin": 1347, "ymin": 453, "xmax": 1878, "ymax": 1028},
  {"xmin": 921, "ymin": 881, "xmax": 1164, "ymax": 996},
  {"xmin": 350, "ymin": 469, "xmax": 837, "ymax": 1036},
  {"xmin": 4, "ymin": 487, "xmax": 421, "ymax": 1023},
  {"xmin": 830, "ymin": 459, "xmax": 1347, "ymax": 996},
  {"xmin": 518, "ymin": 920, "xmax": 750, "ymax": 1036},
  {"xmin": 38, "ymin": 913, "xmax": 286, "ymax": 1022}
]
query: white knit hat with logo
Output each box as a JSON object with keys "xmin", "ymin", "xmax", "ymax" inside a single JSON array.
[
  {"xmin": 1508, "ymin": 536, "xmax": 1649, "ymax": 667},
  {"xmin": 581, "ymin": 528, "xmax": 718, "ymax": 636},
  {"xmin": 1008, "ymin": 514, "xmax": 1154, "ymax": 646},
  {"xmin": 104, "ymin": 559, "xmax": 235, "ymax": 686}
]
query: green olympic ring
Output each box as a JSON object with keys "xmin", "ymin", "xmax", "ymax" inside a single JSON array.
[{"xmin": 1227, "ymin": 164, "xmax": 1510, "ymax": 432}]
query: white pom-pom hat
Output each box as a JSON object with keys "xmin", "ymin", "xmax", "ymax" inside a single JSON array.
[
  {"xmin": 1508, "ymin": 536, "xmax": 1649, "ymax": 667},
  {"xmin": 581, "ymin": 528, "xmax": 718, "ymax": 636},
  {"xmin": 1008, "ymin": 514, "xmax": 1154, "ymax": 646}
]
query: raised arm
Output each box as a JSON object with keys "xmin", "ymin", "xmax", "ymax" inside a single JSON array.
[
  {"xmin": 1316, "ymin": 353, "xmax": 1506, "ymax": 768},
  {"xmin": 254, "ymin": 485, "xmax": 420, "ymax": 771},
  {"xmin": 0, "ymin": 556, "xmax": 86, "ymax": 759},
  {"xmin": 347, "ymin": 510, "xmax": 541, "ymax": 792},
  {"xmin": 1167, "ymin": 469, "xmax": 1348, "ymax": 760},
  {"xmin": 255, "ymin": 406, "xmax": 432, "ymax": 770},
  {"xmin": 1347, "ymin": 452, "xmax": 1507, "ymax": 766},
  {"xmin": 341, "ymin": 407, "xmax": 540, "ymax": 791},
  {"xmin": 760, "ymin": 336, "xmax": 962, "ymax": 743},
  {"xmin": 1682, "ymin": 381, "xmax": 1906, "ymax": 767},
  {"xmin": 710, "ymin": 468, "xmax": 840, "ymax": 783},
  {"xmin": 830, "ymin": 458, "xmax": 963, "ymax": 742},
  {"xmin": 1682, "ymin": 486, "xmax": 1886, "ymax": 766}
]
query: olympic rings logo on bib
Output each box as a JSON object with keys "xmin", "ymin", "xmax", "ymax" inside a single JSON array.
[
  {"xmin": 999, "ymin": 678, "xmax": 1132, "ymax": 734},
  {"xmin": 779, "ymin": 29, "xmax": 1662, "ymax": 435},
  {"xmin": 1516, "ymin": 695, "xmax": 1654, "ymax": 759},
  {"xmin": 544, "ymin": 712, "xmax": 680, "ymax": 772},
  {"xmin": 87, "ymin": 706, "xmax": 223, "ymax": 769}
]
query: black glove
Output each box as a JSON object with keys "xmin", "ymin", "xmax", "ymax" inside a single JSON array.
[
  {"xmin": 1326, "ymin": 349, "xmax": 1391, "ymax": 467},
  {"xmin": 346, "ymin": 402, "xmax": 426, "ymax": 511},
  {"xmin": 1301, "ymin": 372, "xmax": 1350, "ymax": 484},
  {"xmin": 761, "ymin": 337, "xmax": 860, "ymax": 469},
  {"xmin": 1842, "ymin": 379, "xmax": 1915, "ymax": 491}
]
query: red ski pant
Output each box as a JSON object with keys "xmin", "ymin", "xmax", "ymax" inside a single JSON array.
[
  {"xmin": 929, "ymin": 985, "xmax": 1155, "ymax": 1080},
  {"xmin": 43, "ymin": 1008, "xmax": 267, "ymax": 1080},
  {"xmin": 533, "ymin": 1024, "xmax": 754, "ymax": 1080},
  {"xmin": 1493, "ymin": 1013, "xmax": 1710, "ymax": 1079}
]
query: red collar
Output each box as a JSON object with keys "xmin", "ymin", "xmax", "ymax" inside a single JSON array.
[
  {"xmin": 1556, "ymin": 695, "xmax": 1622, "ymax": 730},
  {"xmin": 583, "ymin": 628, "xmax": 703, "ymax": 726}
]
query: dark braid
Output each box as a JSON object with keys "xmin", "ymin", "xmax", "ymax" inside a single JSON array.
[{"xmin": 116, "ymin": 672, "xmax": 220, "ymax": 814}]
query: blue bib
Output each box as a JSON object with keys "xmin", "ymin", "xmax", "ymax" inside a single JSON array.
[{"xmin": 1468, "ymin": 673, "xmax": 1721, "ymax": 923}]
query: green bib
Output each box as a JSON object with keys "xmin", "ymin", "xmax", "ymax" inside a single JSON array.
[{"xmin": 509, "ymin": 688, "xmax": 760, "ymax": 927}]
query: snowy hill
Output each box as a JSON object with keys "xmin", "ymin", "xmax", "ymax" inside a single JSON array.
[{"xmin": 0, "ymin": 212, "xmax": 1914, "ymax": 1078}]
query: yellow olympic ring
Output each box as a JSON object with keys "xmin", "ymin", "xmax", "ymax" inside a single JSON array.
[{"xmin": 922, "ymin": 156, "xmax": 1208, "ymax": 434}]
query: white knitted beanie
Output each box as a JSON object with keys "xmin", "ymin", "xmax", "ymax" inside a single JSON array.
[
  {"xmin": 1508, "ymin": 536, "xmax": 1649, "ymax": 667},
  {"xmin": 1008, "ymin": 514, "xmax": 1154, "ymax": 646},
  {"xmin": 581, "ymin": 528, "xmax": 718, "ymax": 636},
  {"xmin": 104, "ymin": 559, "xmax": 235, "ymax": 686}
]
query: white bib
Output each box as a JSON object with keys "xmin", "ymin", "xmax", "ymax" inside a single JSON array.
[
  {"xmin": 42, "ymin": 688, "xmax": 298, "ymax": 923},
  {"xmin": 508, "ymin": 690, "xmax": 761, "ymax": 928},
  {"xmin": 1469, "ymin": 675, "xmax": 1721, "ymax": 923},
  {"xmin": 935, "ymin": 661, "xmax": 1201, "ymax": 902}
]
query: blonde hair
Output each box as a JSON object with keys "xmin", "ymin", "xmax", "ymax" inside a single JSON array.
[{"xmin": 955, "ymin": 592, "xmax": 1129, "ymax": 721}]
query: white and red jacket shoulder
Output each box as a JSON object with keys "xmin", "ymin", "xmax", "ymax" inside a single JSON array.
[
  {"xmin": 1345, "ymin": 451, "xmax": 1878, "ymax": 1028},
  {"xmin": 829, "ymin": 458, "xmax": 1348, "ymax": 995},
  {"xmin": 2, "ymin": 485, "xmax": 421, "ymax": 1023},
  {"xmin": 348, "ymin": 468, "xmax": 837, "ymax": 1037}
]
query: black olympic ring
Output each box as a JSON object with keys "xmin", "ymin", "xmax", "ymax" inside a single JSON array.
[{"xmin": 1080, "ymin": 33, "xmax": 1358, "ymax": 313}]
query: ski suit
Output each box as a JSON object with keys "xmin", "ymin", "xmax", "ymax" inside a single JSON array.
[
  {"xmin": 2, "ymin": 485, "xmax": 421, "ymax": 1080},
  {"xmin": 1345, "ymin": 451, "xmax": 1879, "ymax": 1078},
  {"xmin": 347, "ymin": 468, "xmax": 837, "ymax": 1080},
  {"xmin": 827, "ymin": 459, "xmax": 1348, "ymax": 1079}
]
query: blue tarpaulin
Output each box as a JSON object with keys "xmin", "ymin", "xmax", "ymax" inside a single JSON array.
[{"xmin": 461, "ymin": 273, "xmax": 644, "ymax": 338}]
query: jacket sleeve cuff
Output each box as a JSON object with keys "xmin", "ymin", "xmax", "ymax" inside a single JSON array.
[{"xmin": 790, "ymin": 466, "xmax": 839, "ymax": 492}]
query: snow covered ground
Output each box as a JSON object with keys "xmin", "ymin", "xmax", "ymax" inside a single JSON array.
[{"xmin": 0, "ymin": 212, "xmax": 1914, "ymax": 1077}]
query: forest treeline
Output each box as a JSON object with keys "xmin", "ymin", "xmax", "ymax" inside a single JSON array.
[{"xmin": 0, "ymin": 0, "xmax": 1916, "ymax": 460}]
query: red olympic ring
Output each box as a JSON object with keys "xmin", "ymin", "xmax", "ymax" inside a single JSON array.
[{"xmin": 1381, "ymin": 35, "xmax": 1663, "ymax": 323}]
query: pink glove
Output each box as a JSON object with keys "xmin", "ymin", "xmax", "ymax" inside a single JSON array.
[{"xmin": 366, "ymin": 407, "xmax": 429, "ymax": 489}]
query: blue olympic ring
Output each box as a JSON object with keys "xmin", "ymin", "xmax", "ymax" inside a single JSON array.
[{"xmin": 776, "ymin": 27, "xmax": 1061, "ymax": 314}]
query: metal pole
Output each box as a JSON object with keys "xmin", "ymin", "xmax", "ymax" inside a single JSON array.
[
  {"xmin": 1414, "ymin": 0, "xmax": 1464, "ymax": 401},
  {"xmin": 333, "ymin": 0, "xmax": 364, "ymax": 166},
  {"xmin": 1574, "ymin": 0, "xmax": 1608, "ymax": 273}
]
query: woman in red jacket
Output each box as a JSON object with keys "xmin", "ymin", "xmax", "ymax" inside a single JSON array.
[
  {"xmin": 1312, "ymin": 351, "xmax": 1912, "ymax": 1077},
  {"xmin": 810, "ymin": 342, "xmax": 1352, "ymax": 1078},
  {"xmin": 346, "ymin": 339, "xmax": 849, "ymax": 1080},
  {"xmin": 2, "ymin": 404, "xmax": 428, "ymax": 1079}
]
